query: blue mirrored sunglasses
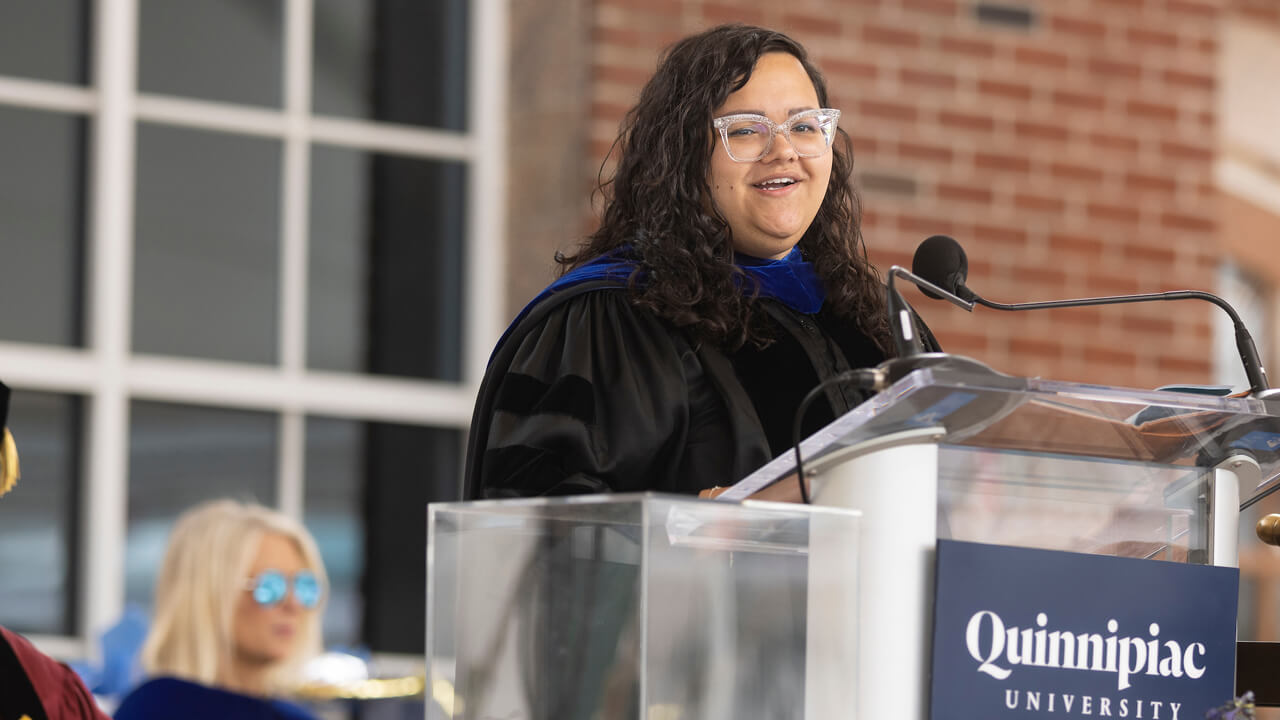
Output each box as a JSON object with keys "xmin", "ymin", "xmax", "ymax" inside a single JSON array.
[{"xmin": 245, "ymin": 569, "xmax": 322, "ymax": 609}]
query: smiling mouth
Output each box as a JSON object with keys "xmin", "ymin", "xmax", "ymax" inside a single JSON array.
[{"xmin": 753, "ymin": 178, "xmax": 799, "ymax": 190}]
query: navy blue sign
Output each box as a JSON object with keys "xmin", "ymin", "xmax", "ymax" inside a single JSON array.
[{"xmin": 931, "ymin": 540, "xmax": 1238, "ymax": 720}]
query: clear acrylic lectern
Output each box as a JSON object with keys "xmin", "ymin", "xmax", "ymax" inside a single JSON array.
[
  {"xmin": 426, "ymin": 494, "xmax": 861, "ymax": 720},
  {"xmin": 428, "ymin": 357, "xmax": 1280, "ymax": 720}
]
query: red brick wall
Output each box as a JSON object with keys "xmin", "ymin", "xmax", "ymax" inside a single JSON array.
[
  {"xmin": 583, "ymin": 0, "xmax": 1228, "ymax": 391},
  {"xmin": 1231, "ymin": 0, "xmax": 1280, "ymax": 26}
]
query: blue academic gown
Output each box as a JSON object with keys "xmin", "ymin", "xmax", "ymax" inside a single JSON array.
[{"xmin": 113, "ymin": 677, "xmax": 316, "ymax": 720}]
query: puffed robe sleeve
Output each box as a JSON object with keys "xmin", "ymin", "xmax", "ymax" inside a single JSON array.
[
  {"xmin": 0, "ymin": 626, "xmax": 111, "ymax": 720},
  {"xmin": 477, "ymin": 290, "xmax": 731, "ymax": 498}
]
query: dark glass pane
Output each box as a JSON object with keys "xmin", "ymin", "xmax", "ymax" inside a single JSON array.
[
  {"xmin": 138, "ymin": 0, "xmax": 283, "ymax": 107},
  {"xmin": 0, "ymin": 0, "xmax": 90, "ymax": 84},
  {"xmin": 0, "ymin": 106, "xmax": 85, "ymax": 346},
  {"xmin": 304, "ymin": 417, "xmax": 364, "ymax": 648},
  {"xmin": 0, "ymin": 391, "xmax": 80, "ymax": 635},
  {"xmin": 362, "ymin": 423, "xmax": 461, "ymax": 654},
  {"xmin": 303, "ymin": 416, "xmax": 460, "ymax": 654},
  {"xmin": 134, "ymin": 123, "xmax": 281, "ymax": 364},
  {"xmin": 308, "ymin": 146, "xmax": 465, "ymax": 381},
  {"xmin": 312, "ymin": 0, "xmax": 467, "ymax": 130},
  {"xmin": 125, "ymin": 401, "xmax": 277, "ymax": 611}
]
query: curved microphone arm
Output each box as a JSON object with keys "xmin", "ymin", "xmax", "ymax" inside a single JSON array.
[
  {"xmin": 968, "ymin": 288, "xmax": 1271, "ymax": 395},
  {"xmin": 972, "ymin": 288, "xmax": 1240, "ymax": 323}
]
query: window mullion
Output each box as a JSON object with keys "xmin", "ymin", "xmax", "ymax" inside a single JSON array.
[
  {"xmin": 277, "ymin": 0, "xmax": 313, "ymax": 520},
  {"xmin": 80, "ymin": 0, "xmax": 139, "ymax": 648},
  {"xmin": 464, "ymin": 0, "xmax": 508, "ymax": 390}
]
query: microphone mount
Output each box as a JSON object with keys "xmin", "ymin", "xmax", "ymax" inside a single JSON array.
[{"xmin": 885, "ymin": 265, "xmax": 975, "ymax": 359}]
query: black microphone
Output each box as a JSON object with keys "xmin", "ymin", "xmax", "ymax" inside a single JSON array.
[
  {"xmin": 911, "ymin": 235, "xmax": 1272, "ymax": 396},
  {"xmin": 912, "ymin": 235, "xmax": 975, "ymax": 303}
]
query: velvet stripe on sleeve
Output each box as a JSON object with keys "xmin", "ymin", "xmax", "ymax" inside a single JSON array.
[{"xmin": 479, "ymin": 291, "xmax": 738, "ymax": 498}]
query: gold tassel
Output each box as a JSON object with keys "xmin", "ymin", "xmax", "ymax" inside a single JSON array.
[{"xmin": 0, "ymin": 428, "xmax": 19, "ymax": 497}]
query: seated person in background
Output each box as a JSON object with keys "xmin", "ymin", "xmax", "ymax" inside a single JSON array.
[
  {"xmin": 0, "ymin": 378, "xmax": 111, "ymax": 720},
  {"xmin": 114, "ymin": 499, "xmax": 327, "ymax": 720}
]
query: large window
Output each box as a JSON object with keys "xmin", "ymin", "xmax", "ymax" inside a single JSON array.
[{"xmin": 0, "ymin": 0, "xmax": 506, "ymax": 658}]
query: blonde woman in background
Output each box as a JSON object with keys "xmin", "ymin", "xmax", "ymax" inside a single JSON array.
[{"xmin": 114, "ymin": 499, "xmax": 327, "ymax": 720}]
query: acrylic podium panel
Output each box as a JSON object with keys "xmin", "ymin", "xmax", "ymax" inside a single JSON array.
[
  {"xmin": 426, "ymin": 494, "xmax": 860, "ymax": 720},
  {"xmin": 728, "ymin": 356, "xmax": 1280, "ymax": 560}
]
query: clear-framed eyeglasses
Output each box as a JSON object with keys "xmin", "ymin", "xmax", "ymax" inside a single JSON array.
[{"xmin": 712, "ymin": 108, "xmax": 841, "ymax": 163}]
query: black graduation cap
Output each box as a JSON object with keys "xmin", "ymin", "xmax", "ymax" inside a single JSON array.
[{"xmin": 0, "ymin": 379, "xmax": 8, "ymax": 430}]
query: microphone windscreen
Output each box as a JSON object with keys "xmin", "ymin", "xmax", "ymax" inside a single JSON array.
[{"xmin": 912, "ymin": 235, "xmax": 968, "ymax": 300}]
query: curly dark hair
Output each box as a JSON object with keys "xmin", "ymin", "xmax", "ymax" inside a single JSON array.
[{"xmin": 560, "ymin": 23, "xmax": 893, "ymax": 353}]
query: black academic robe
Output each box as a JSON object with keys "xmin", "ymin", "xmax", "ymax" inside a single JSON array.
[{"xmin": 465, "ymin": 281, "xmax": 939, "ymax": 499}]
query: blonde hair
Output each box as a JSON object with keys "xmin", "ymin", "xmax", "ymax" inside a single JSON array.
[{"xmin": 140, "ymin": 499, "xmax": 327, "ymax": 692}]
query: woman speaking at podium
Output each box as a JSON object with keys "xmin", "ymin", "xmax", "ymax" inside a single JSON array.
[{"xmin": 466, "ymin": 23, "xmax": 937, "ymax": 500}]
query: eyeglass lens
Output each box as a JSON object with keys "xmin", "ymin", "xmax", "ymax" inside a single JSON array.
[{"xmin": 250, "ymin": 569, "xmax": 321, "ymax": 609}]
